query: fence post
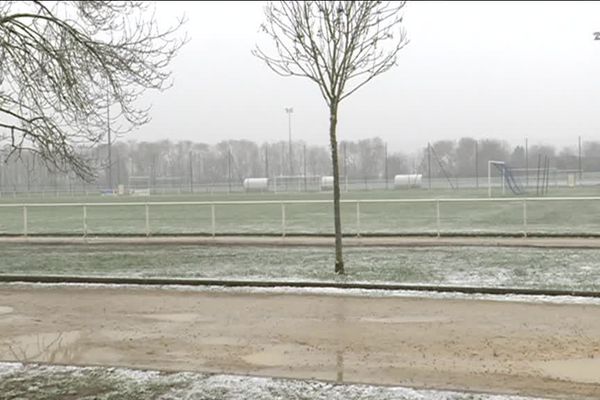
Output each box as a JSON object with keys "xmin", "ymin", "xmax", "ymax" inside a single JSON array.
[
  {"xmin": 83, "ymin": 205, "xmax": 87, "ymax": 237},
  {"xmin": 145, "ymin": 203, "xmax": 150, "ymax": 237},
  {"xmin": 522, "ymin": 199, "xmax": 527, "ymax": 238},
  {"xmin": 436, "ymin": 200, "xmax": 441, "ymax": 237},
  {"xmin": 281, "ymin": 202, "xmax": 286, "ymax": 237},
  {"xmin": 356, "ymin": 201, "xmax": 361, "ymax": 237},
  {"xmin": 23, "ymin": 205, "xmax": 27, "ymax": 237}
]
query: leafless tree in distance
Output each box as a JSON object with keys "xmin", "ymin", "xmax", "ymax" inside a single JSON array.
[
  {"xmin": 254, "ymin": 1, "xmax": 408, "ymax": 273},
  {"xmin": 0, "ymin": 1, "xmax": 186, "ymax": 179}
]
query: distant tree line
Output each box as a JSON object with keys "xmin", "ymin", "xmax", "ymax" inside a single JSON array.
[
  {"xmin": 0, "ymin": 137, "xmax": 597, "ymax": 192},
  {"xmin": 0, "ymin": 137, "xmax": 411, "ymax": 192},
  {"xmin": 422, "ymin": 137, "xmax": 595, "ymax": 180}
]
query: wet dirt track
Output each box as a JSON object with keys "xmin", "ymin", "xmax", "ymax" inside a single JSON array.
[{"xmin": 1, "ymin": 285, "xmax": 599, "ymax": 399}]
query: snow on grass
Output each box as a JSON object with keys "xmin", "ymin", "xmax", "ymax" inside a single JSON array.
[
  {"xmin": 4, "ymin": 281, "xmax": 600, "ymax": 306},
  {"xmin": 0, "ymin": 362, "xmax": 548, "ymax": 400},
  {"xmin": 2, "ymin": 244, "xmax": 600, "ymax": 291},
  {"xmin": 0, "ymin": 361, "xmax": 21, "ymax": 378}
]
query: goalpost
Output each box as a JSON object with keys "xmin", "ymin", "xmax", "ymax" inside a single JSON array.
[
  {"xmin": 488, "ymin": 161, "xmax": 529, "ymax": 197},
  {"xmin": 488, "ymin": 161, "xmax": 506, "ymax": 197}
]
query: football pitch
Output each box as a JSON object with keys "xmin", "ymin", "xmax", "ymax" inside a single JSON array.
[{"xmin": 0, "ymin": 187, "xmax": 599, "ymax": 236}]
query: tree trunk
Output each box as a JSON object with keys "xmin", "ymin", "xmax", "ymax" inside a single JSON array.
[{"xmin": 329, "ymin": 103, "xmax": 344, "ymax": 274}]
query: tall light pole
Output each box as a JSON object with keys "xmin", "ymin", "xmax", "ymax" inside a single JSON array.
[
  {"xmin": 285, "ymin": 107, "xmax": 293, "ymax": 176},
  {"xmin": 525, "ymin": 137, "xmax": 528, "ymax": 188},
  {"xmin": 384, "ymin": 142, "xmax": 388, "ymax": 190},
  {"xmin": 578, "ymin": 135, "xmax": 582, "ymax": 180},
  {"xmin": 107, "ymin": 89, "xmax": 112, "ymax": 192}
]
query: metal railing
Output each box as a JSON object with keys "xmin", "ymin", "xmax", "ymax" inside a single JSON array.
[{"xmin": 1, "ymin": 196, "xmax": 599, "ymax": 238}]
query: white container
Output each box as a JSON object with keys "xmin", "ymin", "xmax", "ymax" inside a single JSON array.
[
  {"xmin": 243, "ymin": 178, "xmax": 269, "ymax": 191},
  {"xmin": 394, "ymin": 174, "xmax": 422, "ymax": 188},
  {"xmin": 321, "ymin": 176, "xmax": 334, "ymax": 190}
]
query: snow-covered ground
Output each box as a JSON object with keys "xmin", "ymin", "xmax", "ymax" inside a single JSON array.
[
  {"xmin": 0, "ymin": 362, "xmax": 549, "ymax": 400},
  {"xmin": 4, "ymin": 281, "xmax": 600, "ymax": 306},
  {"xmin": 2, "ymin": 244, "xmax": 600, "ymax": 291}
]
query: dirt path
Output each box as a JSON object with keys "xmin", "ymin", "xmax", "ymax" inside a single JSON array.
[
  {"xmin": 4, "ymin": 235, "xmax": 600, "ymax": 248},
  {"xmin": 1, "ymin": 285, "xmax": 599, "ymax": 399}
]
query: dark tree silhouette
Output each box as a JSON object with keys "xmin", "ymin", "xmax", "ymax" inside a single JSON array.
[
  {"xmin": 254, "ymin": 1, "xmax": 408, "ymax": 273},
  {"xmin": 0, "ymin": 1, "xmax": 186, "ymax": 178}
]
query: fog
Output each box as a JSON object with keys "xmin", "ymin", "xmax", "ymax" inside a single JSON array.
[{"xmin": 135, "ymin": 1, "xmax": 600, "ymax": 154}]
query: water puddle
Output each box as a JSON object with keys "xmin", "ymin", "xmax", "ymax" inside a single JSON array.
[
  {"xmin": 0, "ymin": 306, "xmax": 14, "ymax": 315},
  {"xmin": 242, "ymin": 344, "xmax": 330, "ymax": 367},
  {"xmin": 0, "ymin": 330, "xmax": 82, "ymax": 363},
  {"xmin": 359, "ymin": 315, "xmax": 448, "ymax": 324},
  {"xmin": 140, "ymin": 313, "xmax": 209, "ymax": 323},
  {"xmin": 532, "ymin": 358, "xmax": 600, "ymax": 384}
]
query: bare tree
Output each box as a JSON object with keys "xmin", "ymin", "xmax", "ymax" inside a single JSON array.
[
  {"xmin": 0, "ymin": 1, "xmax": 186, "ymax": 179},
  {"xmin": 254, "ymin": 1, "xmax": 407, "ymax": 273}
]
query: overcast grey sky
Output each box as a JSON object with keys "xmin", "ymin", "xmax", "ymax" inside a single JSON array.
[{"xmin": 135, "ymin": 1, "xmax": 600, "ymax": 154}]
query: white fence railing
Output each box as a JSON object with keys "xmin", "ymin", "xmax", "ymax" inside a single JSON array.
[{"xmin": 1, "ymin": 196, "xmax": 599, "ymax": 237}]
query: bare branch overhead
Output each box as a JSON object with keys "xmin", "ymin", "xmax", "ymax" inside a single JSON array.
[
  {"xmin": 0, "ymin": 1, "xmax": 187, "ymax": 179},
  {"xmin": 253, "ymin": 1, "xmax": 408, "ymax": 108}
]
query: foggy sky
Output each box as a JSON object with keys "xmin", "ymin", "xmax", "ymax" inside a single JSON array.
[{"xmin": 134, "ymin": 1, "xmax": 600, "ymax": 154}]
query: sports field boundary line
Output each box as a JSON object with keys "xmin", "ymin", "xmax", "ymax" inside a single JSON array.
[
  {"xmin": 1, "ymin": 274, "xmax": 599, "ymax": 298},
  {"xmin": 2, "ymin": 235, "xmax": 600, "ymax": 248}
]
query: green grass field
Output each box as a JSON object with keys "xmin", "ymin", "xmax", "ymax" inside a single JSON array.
[
  {"xmin": 2, "ymin": 244, "xmax": 599, "ymax": 291},
  {"xmin": 1, "ymin": 187, "xmax": 599, "ymax": 236}
]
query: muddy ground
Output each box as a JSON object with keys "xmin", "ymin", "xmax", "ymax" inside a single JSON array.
[{"xmin": 0, "ymin": 285, "xmax": 599, "ymax": 399}]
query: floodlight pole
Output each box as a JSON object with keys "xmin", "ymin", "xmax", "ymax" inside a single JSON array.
[
  {"xmin": 427, "ymin": 143, "xmax": 432, "ymax": 190},
  {"xmin": 535, "ymin": 153, "xmax": 542, "ymax": 196},
  {"xmin": 475, "ymin": 140, "xmax": 479, "ymax": 189},
  {"xmin": 107, "ymin": 89, "xmax": 112, "ymax": 192},
  {"xmin": 285, "ymin": 107, "xmax": 294, "ymax": 176},
  {"xmin": 189, "ymin": 151, "xmax": 193, "ymax": 194},
  {"xmin": 114, "ymin": 148, "xmax": 120, "ymax": 191},
  {"xmin": 227, "ymin": 148, "xmax": 232, "ymax": 193},
  {"xmin": 303, "ymin": 143, "xmax": 307, "ymax": 191},
  {"xmin": 264, "ymin": 145, "xmax": 269, "ymax": 179},
  {"xmin": 525, "ymin": 137, "xmax": 529, "ymax": 188},
  {"xmin": 578, "ymin": 136, "xmax": 582, "ymax": 180},
  {"xmin": 384, "ymin": 142, "xmax": 388, "ymax": 190}
]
